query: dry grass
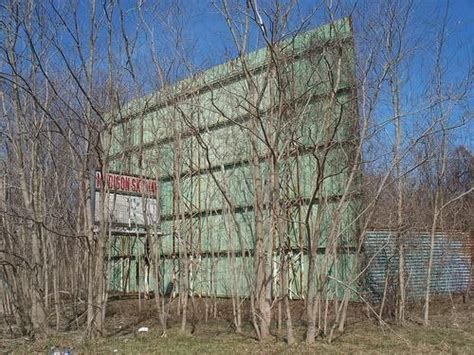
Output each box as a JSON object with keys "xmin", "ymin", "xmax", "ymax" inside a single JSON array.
[{"xmin": 3, "ymin": 296, "xmax": 473, "ymax": 354}]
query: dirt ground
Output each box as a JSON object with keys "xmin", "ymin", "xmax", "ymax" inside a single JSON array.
[{"xmin": 2, "ymin": 295, "xmax": 474, "ymax": 354}]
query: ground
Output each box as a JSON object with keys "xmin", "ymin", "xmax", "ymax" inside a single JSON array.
[{"xmin": 2, "ymin": 296, "xmax": 473, "ymax": 354}]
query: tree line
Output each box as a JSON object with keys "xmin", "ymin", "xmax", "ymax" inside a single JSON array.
[{"xmin": 0, "ymin": 0, "xmax": 472, "ymax": 343}]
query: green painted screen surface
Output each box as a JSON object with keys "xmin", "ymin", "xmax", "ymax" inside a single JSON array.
[{"xmin": 108, "ymin": 18, "xmax": 360, "ymax": 299}]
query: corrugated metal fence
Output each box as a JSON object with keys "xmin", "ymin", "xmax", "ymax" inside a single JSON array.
[{"xmin": 364, "ymin": 231, "xmax": 472, "ymax": 302}]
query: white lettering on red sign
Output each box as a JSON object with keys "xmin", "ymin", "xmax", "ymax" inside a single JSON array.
[{"xmin": 95, "ymin": 172, "xmax": 157, "ymax": 195}]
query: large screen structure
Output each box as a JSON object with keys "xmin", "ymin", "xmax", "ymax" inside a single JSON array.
[{"xmin": 107, "ymin": 18, "xmax": 360, "ymax": 298}]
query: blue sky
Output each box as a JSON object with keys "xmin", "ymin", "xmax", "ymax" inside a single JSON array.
[
  {"xmin": 178, "ymin": 0, "xmax": 472, "ymax": 70},
  {"xmin": 174, "ymin": 0, "xmax": 473, "ymax": 151},
  {"xmin": 64, "ymin": 0, "xmax": 473, "ymax": 152}
]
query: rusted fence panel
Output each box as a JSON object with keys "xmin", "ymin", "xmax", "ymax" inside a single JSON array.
[{"xmin": 364, "ymin": 231, "xmax": 471, "ymax": 302}]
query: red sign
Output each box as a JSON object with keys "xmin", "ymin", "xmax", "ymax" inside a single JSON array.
[{"xmin": 95, "ymin": 171, "xmax": 157, "ymax": 195}]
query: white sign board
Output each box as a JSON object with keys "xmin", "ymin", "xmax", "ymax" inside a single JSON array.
[{"xmin": 93, "ymin": 171, "xmax": 158, "ymax": 227}]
